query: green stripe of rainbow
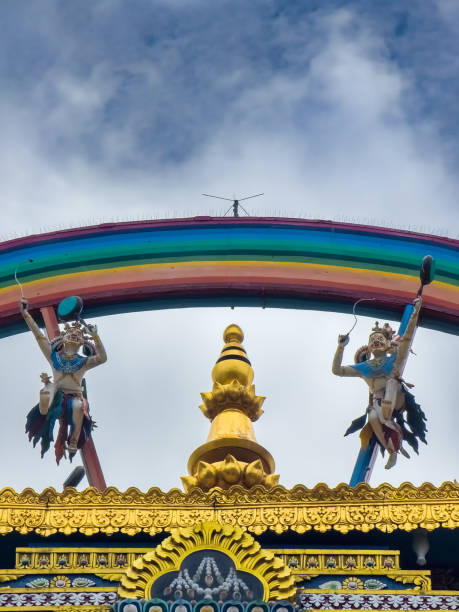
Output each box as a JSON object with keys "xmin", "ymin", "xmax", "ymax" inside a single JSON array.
[{"xmin": 0, "ymin": 217, "xmax": 457, "ymax": 336}]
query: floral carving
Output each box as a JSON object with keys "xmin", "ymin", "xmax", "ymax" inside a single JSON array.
[{"xmin": 0, "ymin": 482, "xmax": 455, "ymax": 537}]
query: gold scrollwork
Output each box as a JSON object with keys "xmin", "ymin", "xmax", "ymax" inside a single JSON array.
[
  {"xmin": 393, "ymin": 572, "xmax": 432, "ymax": 592},
  {"xmin": 0, "ymin": 482, "xmax": 456, "ymax": 537}
]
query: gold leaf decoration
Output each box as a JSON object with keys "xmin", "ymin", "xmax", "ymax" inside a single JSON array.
[{"xmin": 0, "ymin": 482, "xmax": 456, "ymax": 537}]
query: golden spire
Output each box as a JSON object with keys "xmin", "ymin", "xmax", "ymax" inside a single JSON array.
[{"xmin": 182, "ymin": 324, "xmax": 279, "ymax": 492}]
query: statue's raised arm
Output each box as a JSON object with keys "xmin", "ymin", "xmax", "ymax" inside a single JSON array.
[
  {"xmin": 391, "ymin": 297, "xmax": 422, "ymax": 378},
  {"xmin": 20, "ymin": 298, "xmax": 52, "ymax": 362},
  {"xmin": 332, "ymin": 334, "xmax": 362, "ymax": 378},
  {"xmin": 23, "ymin": 297, "xmax": 107, "ymax": 462}
]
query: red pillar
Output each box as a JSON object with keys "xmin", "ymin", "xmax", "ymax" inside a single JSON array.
[
  {"xmin": 40, "ymin": 306, "xmax": 60, "ymax": 341},
  {"xmin": 80, "ymin": 438, "xmax": 107, "ymax": 491},
  {"xmin": 40, "ymin": 305, "xmax": 107, "ymax": 491}
]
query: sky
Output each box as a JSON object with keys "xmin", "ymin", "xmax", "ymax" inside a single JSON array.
[{"xmin": 0, "ymin": 0, "xmax": 457, "ymax": 493}]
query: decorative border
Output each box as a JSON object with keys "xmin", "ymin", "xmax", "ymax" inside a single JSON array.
[
  {"xmin": 0, "ymin": 590, "xmax": 115, "ymax": 607},
  {"xmin": 13, "ymin": 547, "xmax": 405, "ymax": 574},
  {"xmin": 298, "ymin": 592, "xmax": 459, "ymax": 610},
  {"xmin": 0, "ymin": 546, "xmax": 433, "ymax": 595},
  {"xmin": 273, "ymin": 549, "xmax": 401, "ymax": 572},
  {"xmin": 0, "ymin": 607, "xmax": 110, "ymax": 612},
  {"xmin": 0, "ymin": 608, "xmax": 110, "ymax": 612},
  {"xmin": 0, "ymin": 482, "xmax": 457, "ymax": 537},
  {"xmin": 14, "ymin": 547, "xmax": 147, "ymax": 572},
  {"xmin": 271, "ymin": 549, "xmax": 431, "ymax": 592}
]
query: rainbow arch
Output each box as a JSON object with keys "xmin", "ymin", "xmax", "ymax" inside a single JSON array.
[{"xmin": 0, "ymin": 217, "xmax": 457, "ymax": 337}]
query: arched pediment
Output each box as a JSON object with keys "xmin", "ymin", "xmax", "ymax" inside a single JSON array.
[{"xmin": 118, "ymin": 522, "xmax": 296, "ymax": 601}]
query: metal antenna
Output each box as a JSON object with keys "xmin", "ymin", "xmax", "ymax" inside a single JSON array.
[{"xmin": 202, "ymin": 193, "xmax": 264, "ymax": 217}]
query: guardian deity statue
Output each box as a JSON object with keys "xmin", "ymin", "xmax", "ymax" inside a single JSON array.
[
  {"xmin": 332, "ymin": 296, "xmax": 427, "ymax": 469},
  {"xmin": 20, "ymin": 298, "xmax": 107, "ymax": 462}
]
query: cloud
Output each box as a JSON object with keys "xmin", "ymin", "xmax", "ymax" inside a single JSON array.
[{"xmin": 0, "ymin": 2, "xmax": 457, "ymax": 235}]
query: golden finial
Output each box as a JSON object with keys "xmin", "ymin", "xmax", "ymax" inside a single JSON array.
[
  {"xmin": 182, "ymin": 324, "xmax": 279, "ymax": 492},
  {"xmin": 212, "ymin": 323, "xmax": 253, "ymax": 387},
  {"xmin": 223, "ymin": 324, "xmax": 244, "ymax": 343}
]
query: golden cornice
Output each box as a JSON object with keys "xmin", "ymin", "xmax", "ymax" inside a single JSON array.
[{"xmin": 0, "ymin": 481, "xmax": 457, "ymax": 537}]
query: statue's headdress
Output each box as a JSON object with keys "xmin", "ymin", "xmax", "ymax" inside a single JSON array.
[
  {"xmin": 62, "ymin": 322, "xmax": 85, "ymax": 345},
  {"xmin": 369, "ymin": 321, "xmax": 394, "ymax": 340},
  {"xmin": 51, "ymin": 322, "xmax": 96, "ymax": 356}
]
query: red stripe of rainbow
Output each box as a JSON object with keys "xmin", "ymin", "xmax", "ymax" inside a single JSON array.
[{"xmin": 0, "ymin": 217, "xmax": 457, "ymax": 336}]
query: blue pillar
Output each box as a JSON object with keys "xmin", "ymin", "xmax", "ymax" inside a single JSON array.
[{"xmin": 348, "ymin": 303, "xmax": 414, "ymax": 486}]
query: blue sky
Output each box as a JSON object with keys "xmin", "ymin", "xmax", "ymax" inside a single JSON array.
[{"xmin": 0, "ymin": 2, "xmax": 457, "ymax": 492}]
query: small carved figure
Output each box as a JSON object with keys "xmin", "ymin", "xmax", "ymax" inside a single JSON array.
[
  {"xmin": 21, "ymin": 298, "xmax": 107, "ymax": 462},
  {"xmin": 78, "ymin": 554, "xmax": 89, "ymax": 567},
  {"xmin": 383, "ymin": 556, "xmax": 394, "ymax": 569},
  {"xmin": 332, "ymin": 297, "xmax": 427, "ymax": 469},
  {"xmin": 115, "ymin": 554, "xmax": 127, "ymax": 567},
  {"xmin": 345, "ymin": 556, "xmax": 357, "ymax": 569},
  {"xmin": 306, "ymin": 556, "xmax": 318, "ymax": 568},
  {"xmin": 364, "ymin": 556, "xmax": 376, "ymax": 568}
]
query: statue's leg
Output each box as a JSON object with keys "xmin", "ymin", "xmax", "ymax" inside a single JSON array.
[
  {"xmin": 39, "ymin": 384, "xmax": 54, "ymax": 416},
  {"xmin": 68, "ymin": 397, "xmax": 84, "ymax": 457},
  {"xmin": 385, "ymin": 451, "xmax": 397, "ymax": 469},
  {"xmin": 368, "ymin": 407, "xmax": 398, "ymax": 469},
  {"xmin": 367, "ymin": 408, "xmax": 389, "ymax": 450},
  {"xmin": 383, "ymin": 422, "xmax": 403, "ymax": 469},
  {"xmin": 381, "ymin": 379, "xmax": 400, "ymax": 421}
]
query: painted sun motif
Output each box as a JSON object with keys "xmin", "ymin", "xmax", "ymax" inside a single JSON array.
[
  {"xmin": 50, "ymin": 575, "xmax": 71, "ymax": 588},
  {"xmin": 342, "ymin": 577, "xmax": 364, "ymax": 590}
]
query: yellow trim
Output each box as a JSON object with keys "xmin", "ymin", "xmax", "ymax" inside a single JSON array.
[
  {"xmin": 271, "ymin": 548, "xmax": 401, "ymax": 571},
  {"xmin": 0, "ymin": 481, "xmax": 458, "ymax": 537},
  {"xmin": 15, "ymin": 546, "xmax": 144, "ymax": 571}
]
